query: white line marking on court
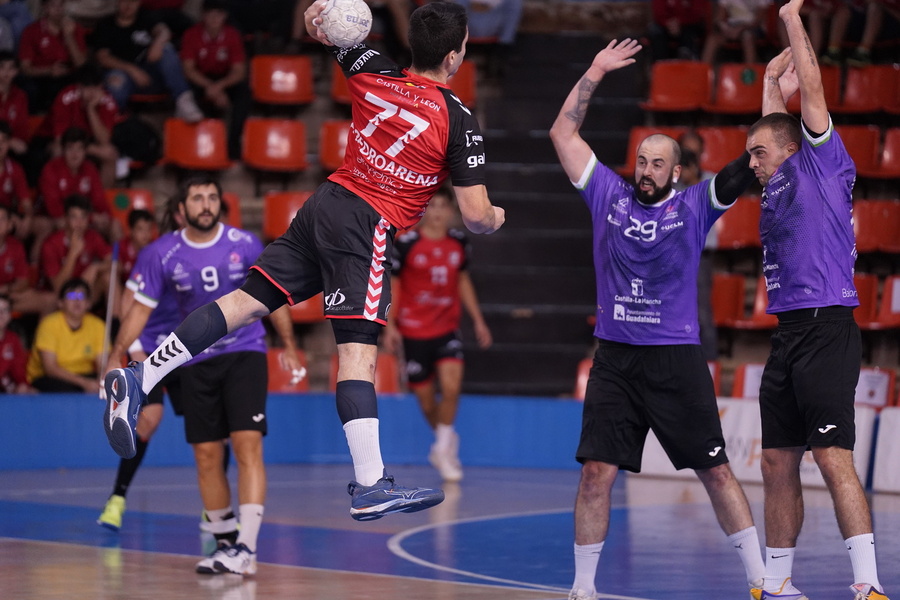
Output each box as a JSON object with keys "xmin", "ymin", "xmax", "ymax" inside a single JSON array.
[{"xmin": 386, "ymin": 507, "xmax": 654, "ymax": 600}]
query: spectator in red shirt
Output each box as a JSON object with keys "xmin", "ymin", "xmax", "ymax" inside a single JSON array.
[
  {"xmin": 648, "ymin": 0, "xmax": 709, "ymax": 60},
  {"xmin": 0, "ymin": 204, "xmax": 29, "ymax": 297},
  {"xmin": 18, "ymin": 0, "xmax": 89, "ymax": 113},
  {"xmin": 0, "ymin": 122, "xmax": 32, "ymax": 238},
  {"xmin": 0, "ymin": 294, "xmax": 32, "ymax": 394},
  {"xmin": 180, "ymin": 0, "xmax": 249, "ymax": 159},
  {"xmin": 0, "ymin": 52, "xmax": 29, "ymax": 155},
  {"xmin": 118, "ymin": 208, "xmax": 155, "ymax": 284}
]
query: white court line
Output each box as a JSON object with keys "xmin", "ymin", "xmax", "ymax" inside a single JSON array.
[{"xmin": 386, "ymin": 507, "xmax": 654, "ymax": 600}]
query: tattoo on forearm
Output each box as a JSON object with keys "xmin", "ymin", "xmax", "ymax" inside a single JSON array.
[
  {"xmin": 564, "ymin": 77, "xmax": 598, "ymax": 125},
  {"xmin": 802, "ymin": 33, "xmax": 817, "ymax": 68}
]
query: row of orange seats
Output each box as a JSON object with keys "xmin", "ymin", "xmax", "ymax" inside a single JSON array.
[
  {"xmin": 642, "ymin": 61, "xmax": 900, "ymax": 116},
  {"xmin": 266, "ymin": 349, "xmax": 401, "ymax": 394},
  {"xmin": 619, "ymin": 125, "xmax": 900, "ymax": 180}
]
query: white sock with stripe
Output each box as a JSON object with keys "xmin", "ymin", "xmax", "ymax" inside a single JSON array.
[
  {"xmin": 141, "ymin": 332, "xmax": 193, "ymax": 394},
  {"xmin": 343, "ymin": 418, "xmax": 385, "ymax": 486}
]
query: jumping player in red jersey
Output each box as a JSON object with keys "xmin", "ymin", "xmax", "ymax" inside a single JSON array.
[
  {"xmin": 103, "ymin": 1, "xmax": 504, "ymax": 522},
  {"xmin": 383, "ymin": 188, "xmax": 492, "ymax": 482}
]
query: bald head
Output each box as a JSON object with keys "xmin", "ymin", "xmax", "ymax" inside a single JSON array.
[
  {"xmin": 633, "ymin": 134, "xmax": 681, "ymax": 204},
  {"xmin": 638, "ymin": 134, "xmax": 681, "ymax": 165}
]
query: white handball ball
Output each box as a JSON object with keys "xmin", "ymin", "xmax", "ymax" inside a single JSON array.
[{"xmin": 319, "ymin": 0, "xmax": 373, "ymax": 48}]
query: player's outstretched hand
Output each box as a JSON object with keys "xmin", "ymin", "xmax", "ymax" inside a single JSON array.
[
  {"xmin": 767, "ymin": 48, "xmax": 799, "ymax": 103},
  {"xmin": 305, "ymin": 0, "xmax": 334, "ymax": 46},
  {"xmin": 779, "ymin": 0, "xmax": 804, "ymax": 21},
  {"xmin": 591, "ymin": 38, "xmax": 641, "ymax": 75}
]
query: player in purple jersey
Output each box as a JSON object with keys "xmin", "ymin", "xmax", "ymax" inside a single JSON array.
[
  {"xmin": 550, "ymin": 39, "xmax": 766, "ymax": 600},
  {"xmin": 746, "ymin": 2, "xmax": 888, "ymax": 599},
  {"xmin": 103, "ymin": 175, "xmax": 301, "ymax": 575}
]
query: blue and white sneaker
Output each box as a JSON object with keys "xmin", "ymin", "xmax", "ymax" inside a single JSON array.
[
  {"xmin": 103, "ymin": 362, "xmax": 146, "ymax": 459},
  {"xmin": 348, "ymin": 472, "xmax": 444, "ymax": 521}
]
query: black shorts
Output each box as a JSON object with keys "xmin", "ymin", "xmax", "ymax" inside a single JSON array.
[
  {"xmin": 251, "ymin": 181, "xmax": 394, "ymax": 324},
  {"xmin": 179, "ymin": 351, "xmax": 268, "ymax": 444},
  {"xmin": 759, "ymin": 306, "xmax": 859, "ymax": 450},
  {"xmin": 576, "ymin": 341, "xmax": 728, "ymax": 473},
  {"xmin": 403, "ymin": 331, "xmax": 464, "ymax": 386},
  {"xmin": 145, "ymin": 370, "xmax": 185, "ymax": 416}
]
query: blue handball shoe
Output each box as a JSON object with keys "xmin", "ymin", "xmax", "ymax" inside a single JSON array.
[
  {"xmin": 348, "ymin": 472, "xmax": 444, "ymax": 521},
  {"xmin": 103, "ymin": 362, "xmax": 146, "ymax": 459}
]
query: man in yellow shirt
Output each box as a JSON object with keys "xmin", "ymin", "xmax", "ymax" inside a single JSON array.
[{"xmin": 27, "ymin": 277, "xmax": 105, "ymax": 392}]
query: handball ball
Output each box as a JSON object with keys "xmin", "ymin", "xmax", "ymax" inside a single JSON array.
[{"xmin": 319, "ymin": 0, "xmax": 373, "ymax": 48}]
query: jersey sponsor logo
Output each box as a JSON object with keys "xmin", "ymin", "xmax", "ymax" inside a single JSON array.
[
  {"xmin": 467, "ymin": 154, "xmax": 485, "ymax": 168},
  {"xmin": 325, "ymin": 288, "xmax": 347, "ymax": 309},
  {"xmin": 842, "ymin": 288, "xmax": 857, "ymax": 298},
  {"xmin": 465, "ymin": 130, "xmax": 483, "ymax": 147},
  {"xmin": 351, "ymin": 127, "xmax": 439, "ymax": 186},
  {"xmin": 374, "ymin": 78, "xmax": 442, "ymax": 112},
  {"xmin": 350, "ymin": 49, "xmax": 378, "ymax": 71},
  {"xmin": 630, "ymin": 278, "xmax": 643, "ymax": 297},
  {"xmin": 607, "ymin": 213, "xmax": 621, "ymax": 227},
  {"xmin": 252, "ymin": 413, "xmax": 265, "ymax": 423},
  {"xmin": 659, "ymin": 220, "xmax": 683, "ymax": 232},
  {"xmin": 818, "ymin": 424, "xmax": 837, "ymax": 434},
  {"xmin": 708, "ymin": 446, "xmax": 723, "ymax": 457},
  {"xmin": 227, "ymin": 228, "xmax": 246, "ymax": 242}
]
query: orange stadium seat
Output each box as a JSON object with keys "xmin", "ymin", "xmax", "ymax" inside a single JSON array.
[
  {"xmin": 732, "ymin": 362, "xmax": 765, "ymax": 399},
  {"xmin": 639, "ymin": 60, "xmax": 711, "ymax": 112},
  {"xmin": 861, "ymin": 128, "xmax": 900, "ymax": 179},
  {"xmin": 220, "ymin": 191, "xmax": 243, "ymax": 228},
  {"xmin": 835, "ymin": 125, "xmax": 881, "ymax": 176},
  {"xmin": 786, "ymin": 65, "xmax": 841, "ymax": 113},
  {"xmin": 574, "ymin": 357, "xmax": 592, "ymax": 401},
  {"xmin": 888, "ymin": 66, "xmax": 900, "ymax": 114},
  {"xmin": 712, "ymin": 196, "xmax": 761, "ymax": 249},
  {"xmin": 250, "ymin": 55, "xmax": 315, "ymax": 105},
  {"xmin": 853, "ymin": 199, "xmax": 889, "ymax": 254},
  {"xmin": 870, "ymin": 275, "xmax": 900, "ymax": 330},
  {"xmin": 319, "ymin": 119, "xmax": 351, "ymax": 172},
  {"xmin": 290, "ymin": 293, "xmax": 325, "ymax": 323},
  {"xmin": 855, "ymin": 367, "xmax": 896, "ymax": 410},
  {"xmin": 711, "ymin": 272, "xmax": 746, "ymax": 328},
  {"xmin": 832, "ymin": 66, "xmax": 896, "ymax": 114},
  {"xmin": 617, "ymin": 125, "xmax": 688, "ymax": 176},
  {"xmin": 267, "ymin": 348, "xmax": 310, "ymax": 392},
  {"xmin": 242, "ymin": 118, "xmax": 308, "ymax": 172},
  {"xmin": 262, "ymin": 190, "xmax": 313, "ymax": 240},
  {"xmin": 448, "ymin": 60, "xmax": 477, "ymax": 107},
  {"xmin": 331, "ymin": 61, "xmax": 351, "ymax": 105},
  {"xmin": 878, "ymin": 201, "xmax": 900, "ymax": 254},
  {"xmin": 106, "ymin": 188, "xmax": 154, "ymax": 235},
  {"xmin": 329, "ymin": 353, "xmax": 402, "ymax": 393},
  {"xmin": 696, "ymin": 126, "xmax": 748, "ymax": 172},
  {"xmin": 854, "ymin": 273, "xmax": 879, "ymax": 330},
  {"xmin": 702, "ymin": 63, "xmax": 765, "ymax": 114},
  {"xmin": 733, "ymin": 276, "xmax": 778, "ymax": 329},
  {"xmin": 162, "ymin": 118, "xmax": 232, "ymax": 170}
]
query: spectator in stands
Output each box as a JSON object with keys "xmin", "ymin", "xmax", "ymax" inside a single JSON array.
[
  {"xmin": 92, "ymin": 0, "xmax": 203, "ymax": 122},
  {"xmin": 776, "ymin": 0, "xmax": 838, "ymax": 57},
  {"xmin": 180, "ymin": 0, "xmax": 250, "ymax": 160},
  {"xmin": 0, "ymin": 122, "xmax": 32, "ymax": 238},
  {"xmin": 37, "ymin": 127, "xmax": 114, "ymax": 243},
  {"xmin": 449, "ymin": 0, "xmax": 522, "ymax": 76},
  {"xmin": 118, "ymin": 208, "xmax": 155, "ymax": 284},
  {"xmin": 0, "ymin": 52, "xmax": 30, "ymax": 156},
  {"xmin": 141, "ymin": 0, "xmax": 194, "ymax": 42},
  {"xmin": 647, "ymin": 0, "xmax": 709, "ymax": 61},
  {"xmin": 678, "ymin": 129, "xmax": 716, "ymax": 181},
  {"xmin": 26, "ymin": 277, "xmax": 105, "ymax": 393},
  {"xmin": 0, "ymin": 204, "xmax": 29, "ymax": 297},
  {"xmin": 18, "ymin": 0, "xmax": 90, "ymax": 114},
  {"xmin": 821, "ymin": 0, "xmax": 899, "ymax": 66},
  {"xmin": 0, "ymin": 294, "xmax": 31, "ymax": 393},
  {"xmin": 701, "ymin": 0, "xmax": 772, "ymax": 64},
  {"xmin": 0, "ymin": 0, "xmax": 33, "ymax": 46}
]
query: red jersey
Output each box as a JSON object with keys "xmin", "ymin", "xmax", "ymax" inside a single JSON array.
[
  {"xmin": 40, "ymin": 83, "xmax": 118, "ymax": 139},
  {"xmin": 392, "ymin": 228, "xmax": 469, "ymax": 339},
  {"xmin": 0, "ymin": 236, "xmax": 29, "ymax": 287},
  {"xmin": 327, "ymin": 44, "xmax": 486, "ymax": 230},
  {"xmin": 39, "ymin": 228, "xmax": 111, "ymax": 286},
  {"xmin": 0, "ymin": 329, "xmax": 28, "ymax": 391},
  {"xmin": 118, "ymin": 234, "xmax": 145, "ymax": 284},
  {"xmin": 0, "ymin": 158, "xmax": 30, "ymax": 212},
  {"xmin": 0, "ymin": 86, "xmax": 29, "ymax": 141},
  {"xmin": 180, "ymin": 23, "xmax": 245, "ymax": 79},
  {"xmin": 39, "ymin": 156, "xmax": 108, "ymax": 218},
  {"xmin": 18, "ymin": 19, "xmax": 88, "ymax": 69}
]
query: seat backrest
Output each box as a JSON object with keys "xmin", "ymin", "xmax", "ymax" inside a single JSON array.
[
  {"xmin": 877, "ymin": 199, "xmax": 900, "ymax": 253},
  {"xmin": 749, "ymin": 275, "xmax": 778, "ymax": 326},
  {"xmin": 242, "ymin": 118, "xmax": 308, "ymax": 171},
  {"xmin": 250, "ymin": 55, "xmax": 315, "ymax": 104},
  {"xmin": 266, "ymin": 348, "xmax": 309, "ymax": 392},
  {"xmin": 448, "ymin": 60, "xmax": 477, "ymax": 107},
  {"xmin": 835, "ymin": 125, "xmax": 881, "ymax": 175},
  {"xmin": 853, "ymin": 273, "xmax": 879, "ymax": 327},
  {"xmin": 319, "ymin": 119, "xmax": 351, "ymax": 172},
  {"xmin": 732, "ymin": 363, "xmax": 765, "ymax": 398},
  {"xmin": 106, "ymin": 188, "xmax": 155, "ymax": 235},
  {"xmin": 573, "ymin": 357, "xmax": 592, "ymax": 401},
  {"xmin": 220, "ymin": 191, "xmax": 242, "ymax": 228},
  {"xmin": 163, "ymin": 118, "xmax": 231, "ymax": 170},
  {"xmin": 875, "ymin": 275, "xmax": 900, "ymax": 329},
  {"xmin": 262, "ymin": 190, "xmax": 314, "ymax": 240},
  {"xmin": 705, "ymin": 63, "xmax": 765, "ymax": 114},
  {"xmin": 712, "ymin": 196, "xmax": 761, "ymax": 249},
  {"xmin": 838, "ymin": 65, "xmax": 896, "ymax": 113},
  {"xmin": 696, "ymin": 126, "xmax": 749, "ymax": 173},
  {"xmin": 787, "ymin": 65, "xmax": 841, "ymax": 113},
  {"xmin": 711, "ymin": 272, "xmax": 746, "ymax": 327},
  {"xmin": 855, "ymin": 367, "xmax": 896, "ymax": 409},
  {"xmin": 853, "ymin": 199, "xmax": 885, "ymax": 254},
  {"xmin": 876, "ymin": 128, "xmax": 900, "ymax": 176},
  {"xmin": 643, "ymin": 60, "xmax": 711, "ymax": 111},
  {"xmin": 290, "ymin": 293, "xmax": 325, "ymax": 323},
  {"xmin": 331, "ymin": 61, "xmax": 351, "ymax": 105},
  {"xmin": 329, "ymin": 353, "xmax": 402, "ymax": 393}
]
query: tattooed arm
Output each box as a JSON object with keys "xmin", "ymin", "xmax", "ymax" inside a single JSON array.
[
  {"xmin": 779, "ymin": 0, "xmax": 829, "ymax": 133},
  {"xmin": 549, "ymin": 38, "xmax": 641, "ymax": 182}
]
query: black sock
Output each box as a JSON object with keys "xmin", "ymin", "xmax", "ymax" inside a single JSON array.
[{"xmin": 113, "ymin": 438, "xmax": 149, "ymax": 497}]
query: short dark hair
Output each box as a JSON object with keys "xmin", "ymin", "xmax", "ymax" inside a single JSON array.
[
  {"xmin": 409, "ymin": 2, "xmax": 467, "ymax": 72},
  {"xmin": 679, "ymin": 149, "xmax": 700, "ymax": 170},
  {"xmin": 0, "ymin": 121, "xmax": 11, "ymax": 138},
  {"xmin": 61, "ymin": 126, "xmax": 91, "ymax": 147},
  {"xmin": 127, "ymin": 208, "xmax": 155, "ymax": 229},
  {"xmin": 59, "ymin": 277, "xmax": 90, "ymax": 300},
  {"xmin": 0, "ymin": 50, "xmax": 16, "ymax": 67},
  {"xmin": 75, "ymin": 63, "xmax": 105, "ymax": 87},
  {"xmin": 64, "ymin": 194, "xmax": 93, "ymax": 214},
  {"xmin": 749, "ymin": 112, "xmax": 802, "ymax": 148},
  {"xmin": 178, "ymin": 173, "xmax": 223, "ymax": 206},
  {"xmin": 0, "ymin": 203, "xmax": 12, "ymax": 219}
]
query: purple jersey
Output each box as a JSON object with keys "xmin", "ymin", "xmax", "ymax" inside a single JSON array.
[
  {"xmin": 575, "ymin": 155, "xmax": 730, "ymax": 345},
  {"xmin": 760, "ymin": 120, "xmax": 858, "ymax": 313},
  {"xmin": 126, "ymin": 233, "xmax": 182, "ymax": 354},
  {"xmin": 128, "ymin": 224, "xmax": 266, "ymax": 359}
]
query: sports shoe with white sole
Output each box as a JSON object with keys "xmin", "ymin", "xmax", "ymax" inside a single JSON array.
[
  {"xmin": 213, "ymin": 542, "xmax": 257, "ymax": 576},
  {"xmin": 751, "ymin": 578, "xmax": 809, "ymax": 599},
  {"xmin": 103, "ymin": 362, "xmax": 146, "ymax": 459},
  {"xmin": 851, "ymin": 583, "xmax": 890, "ymax": 600},
  {"xmin": 97, "ymin": 494, "xmax": 126, "ymax": 531},
  {"xmin": 348, "ymin": 472, "xmax": 444, "ymax": 521},
  {"xmin": 429, "ymin": 444, "xmax": 463, "ymax": 482},
  {"xmin": 197, "ymin": 544, "xmax": 232, "ymax": 574},
  {"xmin": 568, "ymin": 588, "xmax": 598, "ymax": 600}
]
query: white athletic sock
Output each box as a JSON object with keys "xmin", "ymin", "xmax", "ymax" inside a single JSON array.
[
  {"xmin": 204, "ymin": 506, "xmax": 238, "ymax": 534},
  {"xmin": 434, "ymin": 423, "xmax": 455, "ymax": 452},
  {"xmin": 764, "ymin": 547, "xmax": 799, "ymax": 592},
  {"xmin": 236, "ymin": 504, "xmax": 264, "ymax": 553},
  {"xmin": 141, "ymin": 332, "xmax": 193, "ymax": 394},
  {"xmin": 572, "ymin": 541, "xmax": 604, "ymax": 593},
  {"xmin": 728, "ymin": 526, "xmax": 765, "ymax": 585},
  {"xmin": 846, "ymin": 533, "xmax": 881, "ymax": 590},
  {"xmin": 343, "ymin": 418, "xmax": 385, "ymax": 486}
]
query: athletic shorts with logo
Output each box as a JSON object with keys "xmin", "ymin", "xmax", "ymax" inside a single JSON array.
[
  {"xmin": 403, "ymin": 330, "xmax": 464, "ymax": 386},
  {"xmin": 251, "ymin": 181, "xmax": 394, "ymax": 324},
  {"xmin": 576, "ymin": 340, "xmax": 728, "ymax": 472},
  {"xmin": 179, "ymin": 351, "xmax": 268, "ymax": 444},
  {"xmin": 759, "ymin": 306, "xmax": 859, "ymax": 450}
]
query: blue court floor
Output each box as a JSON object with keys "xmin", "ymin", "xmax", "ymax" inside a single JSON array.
[{"xmin": 1, "ymin": 464, "xmax": 898, "ymax": 600}]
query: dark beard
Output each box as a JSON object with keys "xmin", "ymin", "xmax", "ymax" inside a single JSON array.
[
  {"xmin": 186, "ymin": 211, "xmax": 220, "ymax": 232},
  {"xmin": 634, "ymin": 179, "xmax": 673, "ymax": 204}
]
